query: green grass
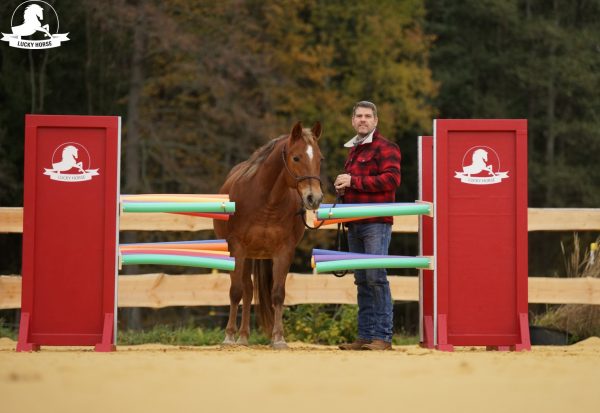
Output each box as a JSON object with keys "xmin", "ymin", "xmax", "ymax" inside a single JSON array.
[
  {"xmin": 116, "ymin": 324, "xmax": 419, "ymax": 347},
  {"xmin": 0, "ymin": 319, "xmax": 17, "ymax": 340},
  {"xmin": 392, "ymin": 334, "xmax": 420, "ymax": 345},
  {"xmin": 1, "ymin": 309, "xmax": 420, "ymax": 346},
  {"xmin": 117, "ymin": 325, "xmax": 270, "ymax": 346}
]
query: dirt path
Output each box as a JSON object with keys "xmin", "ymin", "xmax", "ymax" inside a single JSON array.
[{"xmin": 1, "ymin": 337, "xmax": 599, "ymax": 413}]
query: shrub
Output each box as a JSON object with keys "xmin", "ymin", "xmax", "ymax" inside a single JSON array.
[
  {"xmin": 536, "ymin": 235, "xmax": 600, "ymax": 341},
  {"xmin": 0, "ymin": 318, "xmax": 17, "ymax": 340},
  {"xmin": 283, "ymin": 304, "xmax": 358, "ymax": 345}
]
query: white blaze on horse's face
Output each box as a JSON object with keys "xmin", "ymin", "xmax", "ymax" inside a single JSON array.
[
  {"xmin": 306, "ymin": 145, "xmax": 313, "ymax": 161},
  {"xmin": 287, "ymin": 122, "xmax": 324, "ymax": 211},
  {"xmin": 291, "ymin": 140, "xmax": 322, "ymax": 211},
  {"xmin": 298, "ymin": 144, "xmax": 323, "ymax": 210}
]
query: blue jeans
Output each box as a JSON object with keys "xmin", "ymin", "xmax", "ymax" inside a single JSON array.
[{"xmin": 347, "ymin": 222, "xmax": 393, "ymax": 342}]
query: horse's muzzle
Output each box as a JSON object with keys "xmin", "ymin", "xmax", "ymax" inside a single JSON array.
[{"xmin": 303, "ymin": 192, "xmax": 323, "ymax": 210}]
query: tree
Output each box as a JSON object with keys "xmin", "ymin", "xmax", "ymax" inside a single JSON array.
[{"xmin": 426, "ymin": 0, "xmax": 600, "ymax": 207}]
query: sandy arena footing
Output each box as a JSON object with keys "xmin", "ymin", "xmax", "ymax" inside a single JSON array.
[{"xmin": 1, "ymin": 337, "xmax": 599, "ymax": 413}]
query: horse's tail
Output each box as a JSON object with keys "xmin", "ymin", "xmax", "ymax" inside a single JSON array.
[{"xmin": 253, "ymin": 259, "xmax": 274, "ymax": 337}]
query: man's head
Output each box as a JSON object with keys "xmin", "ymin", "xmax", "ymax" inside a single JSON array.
[{"xmin": 352, "ymin": 101, "xmax": 378, "ymax": 138}]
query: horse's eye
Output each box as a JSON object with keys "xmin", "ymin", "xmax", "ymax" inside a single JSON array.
[{"xmin": 292, "ymin": 156, "xmax": 300, "ymax": 162}]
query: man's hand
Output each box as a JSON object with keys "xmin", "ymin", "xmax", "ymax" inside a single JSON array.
[{"xmin": 334, "ymin": 174, "xmax": 351, "ymax": 194}]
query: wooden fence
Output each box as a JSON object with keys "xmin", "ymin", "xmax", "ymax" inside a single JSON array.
[
  {"xmin": 2, "ymin": 207, "xmax": 600, "ymax": 233},
  {"xmin": 1, "ymin": 207, "xmax": 599, "ymax": 309},
  {"xmin": 1, "ymin": 273, "xmax": 599, "ymax": 309}
]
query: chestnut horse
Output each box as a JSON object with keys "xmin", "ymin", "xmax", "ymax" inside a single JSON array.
[{"xmin": 214, "ymin": 121, "xmax": 323, "ymax": 349}]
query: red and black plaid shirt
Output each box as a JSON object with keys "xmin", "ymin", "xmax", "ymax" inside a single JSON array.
[{"xmin": 342, "ymin": 130, "xmax": 401, "ymax": 224}]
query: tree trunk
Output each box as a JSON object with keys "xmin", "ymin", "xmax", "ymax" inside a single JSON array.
[
  {"xmin": 125, "ymin": 17, "xmax": 144, "ymax": 195},
  {"xmin": 122, "ymin": 9, "xmax": 146, "ymax": 331},
  {"xmin": 545, "ymin": 0, "xmax": 559, "ymax": 205},
  {"xmin": 38, "ymin": 51, "xmax": 49, "ymax": 113},
  {"xmin": 525, "ymin": 0, "xmax": 535, "ymax": 158},
  {"xmin": 85, "ymin": 6, "xmax": 94, "ymax": 114},
  {"xmin": 28, "ymin": 51, "xmax": 36, "ymax": 113}
]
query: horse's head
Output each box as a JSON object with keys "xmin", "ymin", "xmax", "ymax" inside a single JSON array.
[
  {"xmin": 282, "ymin": 121, "xmax": 324, "ymax": 210},
  {"xmin": 24, "ymin": 4, "xmax": 44, "ymax": 22},
  {"xmin": 62, "ymin": 145, "xmax": 78, "ymax": 160},
  {"xmin": 473, "ymin": 148, "xmax": 488, "ymax": 163}
]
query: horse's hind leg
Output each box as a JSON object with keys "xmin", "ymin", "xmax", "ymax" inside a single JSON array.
[
  {"xmin": 223, "ymin": 256, "xmax": 245, "ymax": 345},
  {"xmin": 236, "ymin": 259, "xmax": 253, "ymax": 345}
]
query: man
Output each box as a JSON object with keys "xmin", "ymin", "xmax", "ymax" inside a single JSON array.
[{"xmin": 334, "ymin": 101, "xmax": 401, "ymax": 351}]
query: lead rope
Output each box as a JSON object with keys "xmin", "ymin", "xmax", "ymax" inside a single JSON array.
[
  {"xmin": 282, "ymin": 144, "xmax": 349, "ymax": 275},
  {"xmin": 331, "ymin": 195, "xmax": 349, "ymax": 277},
  {"xmin": 298, "ymin": 195, "xmax": 348, "ymax": 276}
]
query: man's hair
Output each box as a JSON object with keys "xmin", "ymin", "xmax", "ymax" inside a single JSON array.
[{"xmin": 352, "ymin": 101, "xmax": 377, "ymax": 117}]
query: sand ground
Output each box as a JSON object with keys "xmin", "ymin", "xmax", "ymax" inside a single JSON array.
[{"xmin": 1, "ymin": 337, "xmax": 599, "ymax": 413}]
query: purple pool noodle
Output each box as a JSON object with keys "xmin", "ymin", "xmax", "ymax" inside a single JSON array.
[
  {"xmin": 312, "ymin": 249, "xmax": 353, "ymax": 256},
  {"xmin": 319, "ymin": 202, "xmax": 419, "ymax": 208},
  {"xmin": 313, "ymin": 254, "xmax": 415, "ymax": 263}
]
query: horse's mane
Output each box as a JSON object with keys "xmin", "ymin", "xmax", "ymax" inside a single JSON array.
[
  {"xmin": 25, "ymin": 4, "xmax": 42, "ymax": 13},
  {"xmin": 229, "ymin": 129, "xmax": 316, "ymax": 182}
]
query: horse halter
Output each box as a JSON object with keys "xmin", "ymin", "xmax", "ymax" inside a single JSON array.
[{"xmin": 281, "ymin": 144, "xmax": 325, "ymax": 230}]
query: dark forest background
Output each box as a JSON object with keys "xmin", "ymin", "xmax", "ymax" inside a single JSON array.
[{"xmin": 1, "ymin": 0, "xmax": 599, "ymax": 332}]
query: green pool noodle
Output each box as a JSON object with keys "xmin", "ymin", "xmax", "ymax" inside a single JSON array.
[
  {"xmin": 315, "ymin": 257, "xmax": 431, "ymax": 272},
  {"xmin": 122, "ymin": 201, "xmax": 235, "ymax": 213},
  {"xmin": 122, "ymin": 254, "xmax": 235, "ymax": 271},
  {"xmin": 316, "ymin": 203, "xmax": 430, "ymax": 220}
]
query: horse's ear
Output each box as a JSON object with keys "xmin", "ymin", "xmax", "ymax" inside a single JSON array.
[
  {"xmin": 290, "ymin": 121, "xmax": 303, "ymax": 142},
  {"xmin": 311, "ymin": 121, "xmax": 322, "ymax": 141}
]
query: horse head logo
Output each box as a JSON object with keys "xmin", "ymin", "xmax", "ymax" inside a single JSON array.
[
  {"xmin": 43, "ymin": 142, "xmax": 99, "ymax": 182},
  {"xmin": 462, "ymin": 148, "xmax": 494, "ymax": 177},
  {"xmin": 11, "ymin": 4, "xmax": 51, "ymax": 39},
  {"xmin": 51, "ymin": 145, "xmax": 85, "ymax": 174},
  {"xmin": 2, "ymin": 1, "xmax": 69, "ymax": 49},
  {"xmin": 455, "ymin": 146, "xmax": 509, "ymax": 185}
]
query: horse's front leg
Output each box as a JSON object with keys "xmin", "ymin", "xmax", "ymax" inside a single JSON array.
[
  {"xmin": 223, "ymin": 256, "xmax": 246, "ymax": 345},
  {"xmin": 271, "ymin": 254, "xmax": 292, "ymax": 349},
  {"xmin": 37, "ymin": 25, "xmax": 51, "ymax": 38},
  {"xmin": 236, "ymin": 258, "xmax": 253, "ymax": 345}
]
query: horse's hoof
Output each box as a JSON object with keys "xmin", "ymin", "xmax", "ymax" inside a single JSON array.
[
  {"xmin": 271, "ymin": 341, "xmax": 288, "ymax": 350},
  {"xmin": 236, "ymin": 336, "xmax": 249, "ymax": 346},
  {"xmin": 222, "ymin": 335, "xmax": 237, "ymax": 346}
]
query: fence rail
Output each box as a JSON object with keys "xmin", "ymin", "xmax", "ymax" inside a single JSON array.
[
  {"xmin": 1, "ymin": 274, "xmax": 598, "ymax": 309},
  {"xmin": 2, "ymin": 207, "xmax": 600, "ymax": 233},
  {"xmin": 2, "ymin": 207, "xmax": 599, "ymax": 309}
]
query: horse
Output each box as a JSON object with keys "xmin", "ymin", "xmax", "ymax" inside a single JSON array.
[
  {"xmin": 11, "ymin": 4, "xmax": 52, "ymax": 39},
  {"xmin": 462, "ymin": 148, "xmax": 494, "ymax": 176},
  {"xmin": 45, "ymin": 145, "xmax": 85, "ymax": 174},
  {"xmin": 213, "ymin": 121, "xmax": 323, "ymax": 349}
]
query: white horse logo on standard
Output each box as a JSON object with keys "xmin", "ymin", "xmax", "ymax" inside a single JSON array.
[
  {"xmin": 1, "ymin": 1, "xmax": 69, "ymax": 49},
  {"xmin": 454, "ymin": 146, "xmax": 509, "ymax": 185},
  {"xmin": 44, "ymin": 144, "xmax": 99, "ymax": 182}
]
